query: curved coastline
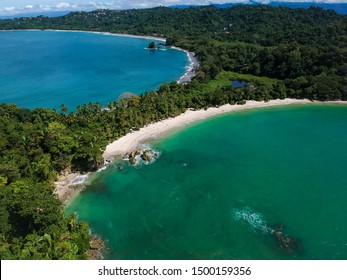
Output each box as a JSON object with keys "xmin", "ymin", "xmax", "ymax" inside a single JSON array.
[
  {"xmin": 102, "ymin": 99, "xmax": 308, "ymax": 160},
  {"xmin": 40, "ymin": 30, "xmax": 342, "ymax": 204},
  {"xmin": 1, "ymin": 28, "xmax": 198, "ymax": 89},
  {"xmin": 56, "ymin": 99, "xmax": 347, "ymax": 204},
  {"xmin": 45, "ymin": 29, "xmax": 200, "ymax": 84},
  {"xmin": 44, "ymin": 29, "xmax": 167, "ymax": 42},
  {"xmin": 171, "ymin": 46, "xmax": 200, "ymax": 84},
  {"xmin": 102, "ymin": 99, "xmax": 347, "ymax": 160},
  {"xmin": 29, "ymin": 28, "xmax": 198, "ymax": 203},
  {"xmin": 0, "ymin": 29, "xmax": 166, "ymax": 42},
  {"xmin": 56, "ymin": 98, "xmax": 347, "ymax": 259},
  {"xmin": 2, "ymin": 7, "xmax": 345, "ymax": 261}
]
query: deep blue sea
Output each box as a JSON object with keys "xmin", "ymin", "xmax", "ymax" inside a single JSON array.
[{"xmin": 0, "ymin": 30, "xmax": 188, "ymax": 111}]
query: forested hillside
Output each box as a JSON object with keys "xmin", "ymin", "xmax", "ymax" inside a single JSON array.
[{"xmin": 0, "ymin": 5, "xmax": 346, "ymax": 259}]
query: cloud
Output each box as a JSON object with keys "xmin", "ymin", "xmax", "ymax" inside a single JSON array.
[
  {"xmin": 3, "ymin": 6, "xmax": 16, "ymax": 12},
  {"xmin": 56, "ymin": 2, "xmax": 77, "ymax": 9},
  {"xmin": 0, "ymin": 2, "xmax": 72, "ymax": 16}
]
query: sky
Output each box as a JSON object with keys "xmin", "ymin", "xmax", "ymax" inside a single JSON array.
[{"xmin": 0, "ymin": 0, "xmax": 346, "ymax": 16}]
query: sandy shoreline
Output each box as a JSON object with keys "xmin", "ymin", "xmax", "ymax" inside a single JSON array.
[
  {"xmin": 103, "ymin": 98, "xmax": 318, "ymax": 160},
  {"xmin": 169, "ymin": 46, "xmax": 200, "ymax": 84},
  {"xmin": 55, "ymin": 98, "xmax": 347, "ymax": 203},
  {"xmin": 32, "ymin": 30, "xmax": 340, "ymax": 201},
  {"xmin": 19, "ymin": 28, "xmax": 200, "ymax": 203},
  {"xmin": 46, "ymin": 29, "xmax": 167, "ymax": 42},
  {"xmin": 54, "ymin": 171, "xmax": 90, "ymax": 203},
  {"xmin": 0, "ymin": 29, "xmax": 167, "ymax": 42}
]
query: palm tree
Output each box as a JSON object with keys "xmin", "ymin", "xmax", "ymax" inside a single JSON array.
[
  {"xmin": 108, "ymin": 102, "xmax": 115, "ymax": 110},
  {"xmin": 76, "ymin": 105, "xmax": 83, "ymax": 115},
  {"xmin": 60, "ymin": 104, "xmax": 68, "ymax": 114}
]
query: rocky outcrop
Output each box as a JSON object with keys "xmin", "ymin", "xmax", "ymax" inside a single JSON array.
[
  {"xmin": 141, "ymin": 149, "xmax": 153, "ymax": 162},
  {"xmin": 272, "ymin": 224, "xmax": 303, "ymax": 255},
  {"xmin": 86, "ymin": 238, "xmax": 104, "ymax": 260},
  {"xmin": 123, "ymin": 146, "xmax": 160, "ymax": 166}
]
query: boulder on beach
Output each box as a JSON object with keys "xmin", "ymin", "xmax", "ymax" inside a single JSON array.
[
  {"xmin": 141, "ymin": 152, "xmax": 153, "ymax": 162},
  {"xmin": 129, "ymin": 155, "xmax": 137, "ymax": 165}
]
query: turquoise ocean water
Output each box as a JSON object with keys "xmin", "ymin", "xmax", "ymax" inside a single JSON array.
[
  {"xmin": 67, "ymin": 104, "xmax": 347, "ymax": 260},
  {"xmin": 0, "ymin": 30, "xmax": 188, "ymax": 110}
]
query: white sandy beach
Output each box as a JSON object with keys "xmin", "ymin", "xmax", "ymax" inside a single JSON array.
[
  {"xmin": 37, "ymin": 29, "xmax": 167, "ymax": 42},
  {"xmin": 103, "ymin": 98, "xmax": 317, "ymax": 159},
  {"xmin": 55, "ymin": 98, "xmax": 346, "ymax": 203}
]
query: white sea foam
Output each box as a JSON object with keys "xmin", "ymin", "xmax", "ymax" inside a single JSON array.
[
  {"xmin": 177, "ymin": 51, "xmax": 198, "ymax": 84},
  {"xmin": 144, "ymin": 47, "xmax": 167, "ymax": 51},
  {"xmin": 97, "ymin": 166, "xmax": 108, "ymax": 172},
  {"xmin": 233, "ymin": 207, "xmax": 274, "ymax": 234},
  {"xmin": 69, "ymin": 174, "xmax": 89, "ymax": 186}
]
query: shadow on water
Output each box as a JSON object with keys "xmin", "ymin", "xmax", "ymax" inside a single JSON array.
[{"xmin": 84, "ymin": 179, "xmax": 109, "ymax": 194}]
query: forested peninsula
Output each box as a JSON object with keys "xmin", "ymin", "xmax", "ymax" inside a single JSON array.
[{"xmin": 0, "ymin": 5, "xmax": 346, "ymax": 259}]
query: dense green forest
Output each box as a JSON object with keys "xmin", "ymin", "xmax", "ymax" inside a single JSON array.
[{"xmin": 0, "ymin": 5, "xmax": 346, "ymax": 259}]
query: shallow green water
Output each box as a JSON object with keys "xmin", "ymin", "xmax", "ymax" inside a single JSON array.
[{"xmin": 67, "ymin": 104, "xmax": 347, "ymax": 259}]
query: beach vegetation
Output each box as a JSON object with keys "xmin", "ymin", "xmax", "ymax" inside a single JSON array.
[
  {"xmin": 0, "ymin": 176, "xmax": 7, "ymax": 188},
  {"xmin": 60, "ymin": 104, "xmax": 68, "ymax": 114}
]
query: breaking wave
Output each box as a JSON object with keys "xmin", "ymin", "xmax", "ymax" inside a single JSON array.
[
  {"xmin": 69, "ymin": 174, "xmax": 89, "ymax": 186},
  {"xmin": 232, "ymin": 207, "xmax": 274, "ymax": 234}
]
